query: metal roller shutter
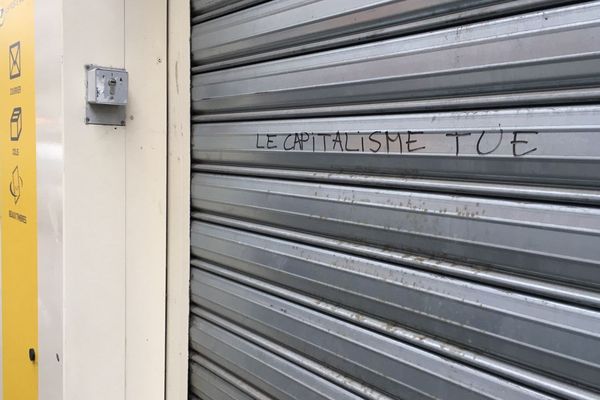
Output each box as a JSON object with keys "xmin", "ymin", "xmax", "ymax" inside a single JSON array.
[{"xmin": 189, "ymin": 1, "xmax": 600, "ymax": 399}]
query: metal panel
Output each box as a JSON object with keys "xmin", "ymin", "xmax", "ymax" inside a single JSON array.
[
  {"xmin": 192, "ymin": 0, "xmax": 574, "ymax": 70},
  {"xmin": 35, "ymin": 1, "xmax": 64, "ymax": 397},
  {"xmin": 194, "ymin": 212, "xmax": 600, "ymax": 309},
  {"xmin": 190, "ymin": 353, "xmax": 274, "ymax": 400},
  {"xmin": 189, "ymin": 316, "xmax": 366, "ymax": 400},
  {"xmin": 193, "ymin": 164, "xmax": 600, "ymax": 205},
  {"xmin": 192, "ymin": 308, "xmax": 393, "ymax": 400},
  {"xmin": 188, "ymin": 1, "xmax": 600, "ymax": 399},
  {"xmin": 191, "ymin": 254, "xmax": 598, "ymax": 400},
  {"xmin": 191, "ymin": 0, "xmax": 269, "ymax": 23},
  {"xmin": 190, "ymin": 267, "xmax": 563, "ymax": 400},
  {"xmin": 192, "ymin": 106, "xmax": 600, "ymax": 188},
  {"xmin": 189, "ymin": 360, "xmax": 255, "ymax": 400},
  {"xmin": 191, "ymin": 173, "xmax": 600, "ymax": 289},
  {"xmin": 192, "ymin": 2, "xmax": 600, "ymax": 116},
  {"xmin": 190, "ymin": 221, "xmax": 600, "ymax": 391}
]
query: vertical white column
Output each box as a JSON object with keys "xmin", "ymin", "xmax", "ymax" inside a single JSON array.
[
  {"xmin": 36, "ymin": 0, "xmax": 64, "ymax": 398},
  {"xmin": 166, "ymin": 0, "xmax": 191, "ymax": 398},
  {"xmin": 62, "ymin": 1, "xmax": 126, "ymax": 399},
  {"xmin": 124, "ymin": 0, "xmax": 168, "ymax": 398}
]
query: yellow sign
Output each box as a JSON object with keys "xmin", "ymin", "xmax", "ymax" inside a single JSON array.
[{"xmin": 0, "ymin": 0, "xmax": 38, "ymax": 399}]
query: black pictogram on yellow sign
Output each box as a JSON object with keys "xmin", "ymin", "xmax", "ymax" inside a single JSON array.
[
  {"xmin": 9, "ymin": 41, "xmax": 21, "ymax": 79},
  {"xmin": 9, "ymin": 166, "xmax": 23, "ymax": 204},
  {"xmin": 10, "ymin": 107, "xmax": 22, "ymax": 141}
]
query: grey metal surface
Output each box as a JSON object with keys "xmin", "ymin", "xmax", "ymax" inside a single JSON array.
[
  {"xmin": 192, "ymin": 0, "xmax": 574, "ymax": 70},
  {"xmin": 192, "ymin": 2, "xmax": 600, "ymax": 115},
  {"xmin": 193, "ymin": 87, "xmax": 600, "ymax": 122},
  {"xmin": 190, "ymin": 359, "xmax": 256, "ymax": 400},
  {"xmin": 190, "ymin": 221, "xmax": 600, "ymax": 391},
  {"xmin": 193, "ymin": 307, "xmax": 394, "ymax": 400},
  {"xmin": 191, "ymin": 257, "xmax": 599, "ymax": 400},
  {"xmin": 194, "ymin": 212, "xmax": 600, "ymax": 309},
  {"xmin": 84, "ymin": 103, "xmax": 126, "ymax": 126},
  {"xmin": 188, "ymin": 1, "xmax": 600, "ymax": 399},
  {"xmin": 191, "ymin": 172, "xmax": 600, "ymax": 289},
  {"xmin": 190, "ymin": 266, "xmax": 562, "ymax": 400},
  {"xmin": 85, "ymin": 65, "xmax": 128, "ymax": 126},
  {"xmin": 191, "ymin": 353, "xmax": 275, "ymax": 400},
  {"xmin": 193, "ymin": 164, "xmax": 600, "ymax": 205},
  {"xmin": 189, "ymin": 316, "xmax": 366, "ymax": 400},
  {"xmin": 191, "ymin": 0, "xmax": 251, "ymax": 14},
  {"xmin": 191, "ymin": 0, "xmax": 268, "ymax": 22},
  {"xmin": 192, "ymin": 105, "xmax": 600, "ymax": 187}
]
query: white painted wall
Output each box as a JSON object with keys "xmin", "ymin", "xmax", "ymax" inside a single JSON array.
[
  {"xmin": 124, "ymin": 0, "xmax": 167, "ymax": 398},
  {"xmin": 166, "ymin": 0, "xmax": 191, "ymax": 398},
  {"xmin": 62, "ymin": 0, "xmax": 127, "ymax": 397},
  {"xmin": 35, "ymin": 1, "xmax": 168, "ymax": 399}
]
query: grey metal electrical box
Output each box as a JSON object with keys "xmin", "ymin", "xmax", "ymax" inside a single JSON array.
[
  {"xmin": 87, "ymin": 67, "xmax": 128, "ymax": 105},
  {"xmin": 85, "ymin": 65, "xmax": 128, "ymax": 126}
]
